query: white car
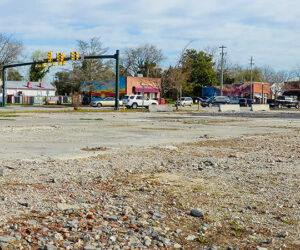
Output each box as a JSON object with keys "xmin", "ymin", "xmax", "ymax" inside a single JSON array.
[
  {"xmin": 90, "ymin": 97, "xmax": 121, "ymax": 107},
  {"xmin": 122, "ymin": 95, "xmax": 158, "ymax": 109},
  {"xmin": 176, "ymin": 97, "xmax": 193, "ymax": 107}
]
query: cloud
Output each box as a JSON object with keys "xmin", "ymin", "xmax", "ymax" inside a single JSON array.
[{"xmin": 0, "ymin": 0, "xmax": 299, "ymax": 70}]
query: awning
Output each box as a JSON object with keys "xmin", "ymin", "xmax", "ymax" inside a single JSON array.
[{"xmin": 133, "ymin": 86, "xmax": 160, "ymax": 93}]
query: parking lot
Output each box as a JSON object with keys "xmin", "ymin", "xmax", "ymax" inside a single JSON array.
[{"xmin": 0, "ymin": 107, "xmax": 299, "ymax": 160}]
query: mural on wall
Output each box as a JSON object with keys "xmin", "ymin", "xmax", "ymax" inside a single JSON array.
[
  {"xmin": 80, "ymin": 77, "xmax": 126, "ymax": 99},
  {"xmin": 202, "ymin": 83, "xmax": 251, "ymax": 98}
]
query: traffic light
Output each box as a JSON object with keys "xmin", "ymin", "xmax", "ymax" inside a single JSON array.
[
  {"xmin": 42, "ymin": 63, "xmax": 47, "ymax": 68},
  {"xmin": 58, "ymin": 61, "xmax": 62, "ymax": 66},
  {"xmin": 75, "ymin": 51, "xmax": 79, "ymax": 60},
  {"xmin": 52, "ymin": 62, "xmax": 56, "ymax": 66},
  {"xmin": 48, "ymin": 51, "xmax": 52, "ymax": 62},
  {"xmin": 56, "ymin": 53, "xmax": 60, "ymax": 62},
  {"xmin": 70, "ymin": 51, "xmax": 75, "ymax": 60},
  {"xmin": 62, "ymin": 61, "xmax": 66, "ymax": 66}
]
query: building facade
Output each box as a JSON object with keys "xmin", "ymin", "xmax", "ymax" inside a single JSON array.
[
  {"xmin": 1, "ymin": 81, "xmax": 56, "ymax": 104},
  {"xmin": 80, "ymin": 76, "xmax": 161, "ymax": 101},
  {"xmin": 202, "ymin": 82, "xmax": 271, "ymax": 102}
]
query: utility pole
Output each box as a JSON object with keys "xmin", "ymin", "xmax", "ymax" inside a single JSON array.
[
  {"xmin": 219, "ymin": 45, "xmax": 226, "ymax": 96},
  {"xmin": 250, "ymin": 56, "xmax": 254, "ymax": 100}
]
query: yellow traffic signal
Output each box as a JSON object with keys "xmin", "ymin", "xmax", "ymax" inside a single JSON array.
[
  {"xmin": 48, "ymin": 51, "xmax": 52, "ymax": 62},
  {"xmin": 42, "ymin": 63, "xmax": 47, "ymax": 68},
  {"xmin": 62, "ymin": 61, "xmax": 66, "ymax": 66},
  {"xmin": 37, "ymin": 64, "xmax": 42, "ymax": 68},
  {"xmin": 52, "ymin": 62, "xmax": 56, "ymax": 66},
  {"xmin": 56, "ymin": 53, "xmax": 60, "ymax": 61},
  {"xmin": 70, "ymin": 51, "xmax": 75, "ymax": 60},
  {"xmin": 58, "ymin": 61, "xmax": 62, "ymax": 66},
  {"xmin": 75, "ymin": 51, "xmax": 79, "ymax": 60}
]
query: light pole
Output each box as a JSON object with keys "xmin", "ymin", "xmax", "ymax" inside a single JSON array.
[
  {"xmin": 262, "ymin": 82, "xmax": 264, "ymax": 104},
  {"xmin": 219, "ymin": 45, "xmax": 226, "ymax": 96},
  {"xmin": 250, "ymin": 57, "xmax": 254, "ymax": 100}
]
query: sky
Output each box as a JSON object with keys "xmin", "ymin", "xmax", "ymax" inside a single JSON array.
[{"xmin": 0, "ymin": 0, "xmax": 299, "ymax": 78}]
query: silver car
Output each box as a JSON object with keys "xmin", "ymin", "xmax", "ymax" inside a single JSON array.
[{"xmin": 90, "ymin": 97, "xmax": 121, "ymax": 107}]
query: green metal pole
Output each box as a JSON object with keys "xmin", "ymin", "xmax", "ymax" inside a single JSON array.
[
  {"xmin": 2, "ymin": 67, "xmax": 6, "ymax": 107},
  {"xmin": 115, "ymin": 50, "xmax": 120, "ymax": 110}
]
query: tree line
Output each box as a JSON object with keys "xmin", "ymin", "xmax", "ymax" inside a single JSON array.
[{"xmin": 1, "ymin": 34, "xmax": 299, "ymax": 98}]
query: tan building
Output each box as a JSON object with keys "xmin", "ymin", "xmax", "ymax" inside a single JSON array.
[{"xmin": 125, "ymin": 76, "xmax": 161, "ymax": 99}]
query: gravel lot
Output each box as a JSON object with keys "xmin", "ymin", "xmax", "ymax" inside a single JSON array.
[{"xmin": 0, "ymin": 110, "xmax": 299, "ymax": 249}]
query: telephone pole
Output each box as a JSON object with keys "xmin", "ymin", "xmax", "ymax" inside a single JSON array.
[
  {"xmin": 219, "ymin": 45, "xmax": 226, "ymax": 96},
  {"xmin": 250, "ymin": 56, "xmax": 254, "ymax": 100}
]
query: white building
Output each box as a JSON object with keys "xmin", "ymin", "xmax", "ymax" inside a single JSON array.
[{"xmin": 1, "ymin": 81, "xmax": 56, "ymax": 104}]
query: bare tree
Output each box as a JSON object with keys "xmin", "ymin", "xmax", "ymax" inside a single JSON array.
[
  {"xmin": 0, "ymin": 34, "xmax": 23, "ymax": 65},
  {"xmin": 290, "ymin": 65, "xmax": 300, "ymax": 81},
  {"xmin": 71, "ymin": 37, "xmax": 114, "ymax": 91},
  {"xmin": 122, "ymin": 44, "xmax": 164, "ymax": 77}
]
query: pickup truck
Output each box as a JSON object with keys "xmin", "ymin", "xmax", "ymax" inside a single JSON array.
[
  {"xmin": 274, "ymin": 96, "xmax": 299, "ymax": 108},
  {"xmin": 122, "ymin": 95, "xmax": 158, "ymax": 109}
]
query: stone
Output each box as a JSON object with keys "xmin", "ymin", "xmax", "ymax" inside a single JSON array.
[
  {"xmin": 57, "ymin": 203, "xmax": 80, "ymax": 210},
  {"xmin": 174, "ymin": 243, "xmax": 182, "ymax": 249},
  {"xmin": 83, "ymin": 245, "xmax": 96, "ymax": 250},
  {"xmin": 190, "ymin": 209, "xmax": 204, "ymax": 217},
  {"xmin": 277, "ymin": 231, "xmax": 288, "ymax": 238},
  {"xmin": 54, "ymin": 233, "xmax": 64, "ymax": 241},
  {"xmin": 209, "ymin": 245, "xmax": 218, "ymax": 250},
  {"xmin": 256, "ymin": 247, "xmax": 268, "ymax": 250},
  {"xmin": 44, "ymin": 245, "xmax": 56, "ymax": 250},
  {"xmin": 104, "ymin": 215, "xmax": 118, "ymax": 221},
  {"xmin": 28, "ymin": 219, "xmax": 37, "ymax": 225},
  {"xmin": 109, "ymin": 236, "xmax": 116, "ymax": 243},
  {"xmin": 0, "ymin": 235, "xmax": 16, "ymax": 243},
  {"xmin": 144, "ymin": 236, "xmax": 151, "ymax": 247},
  {"xmin": 175, "ymin": 229, "xmax": 182, "ymax": 234},
  {"xmin": 185, "ymin": 235, "xmax": 196, "ymax": 241}
]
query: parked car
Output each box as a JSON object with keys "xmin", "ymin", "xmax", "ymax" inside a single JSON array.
[
  {"xmin": 193, "ymin": 97, "xmax": 207, "ymax": 103},
  {"xmin": 202, "ymin": 96, "xmax": 230, "ymax": 107},
  {"xmin": 90, "ymin": 97, "xmax": 122, "ymax": 107},
  {"xmin": 175, "ymin": 97, "xmax": 193, "ymax": 107},
  {"xmin": 238, "ymin": 98, "xmax": 247, "ymax": 107},
  {"xmin": 275, "ymin": 96, "xmax": 298, "ymax": 108},
  {"xmin": 152, "ymin": 97, "xmax": 165, "ymax": 105},
  {"xmin": 122, "ymin": 95, "xmax": 158, "ymax": 109}
]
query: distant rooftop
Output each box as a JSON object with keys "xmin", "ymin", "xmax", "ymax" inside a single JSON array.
[{"xmin": 1, "ymin": 81, "xmax": 56, "ymax": 90}]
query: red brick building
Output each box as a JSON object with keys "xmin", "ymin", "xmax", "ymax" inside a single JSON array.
[
  {"xmin": 252, "ymin": 82, "xmax": 271, "ymax": 103},
  {"xmin": 125, "ymin": 76, "xmax": 161, "ymax": 99}
]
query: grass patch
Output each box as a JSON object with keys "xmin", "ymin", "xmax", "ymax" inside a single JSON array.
[
  {"xmin": 80, "ymin": 118, "xmax": 103, "ymax": 121},
  {"xmin": 0, "ymin": 114, "xmax": 20, "ymax": 117}
]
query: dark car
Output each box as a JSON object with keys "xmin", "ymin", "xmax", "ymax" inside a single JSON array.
[
  {"xmin": 201, "ymin": 96, "xmax": 230, "ymax": 107},
  {"xmin": 193, "ymin": 97, "xmax": 207, "ymax": 103},
  {"xmin": 239, "ymin": 98, "xmax": 252, "ymax": 107},
  {"xmin": 239, "ymin": 98, "xmax": 248, "ymax": 107}
]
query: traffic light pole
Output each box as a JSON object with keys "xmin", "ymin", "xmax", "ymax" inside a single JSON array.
[{"xmin": 1, "ymin": 50, "xmax": 120, "ymax": 109}]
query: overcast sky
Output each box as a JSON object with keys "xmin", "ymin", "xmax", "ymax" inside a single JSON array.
[{"xmin": 0, "ymin": 0, "xmax": 299, "ymax": 72}]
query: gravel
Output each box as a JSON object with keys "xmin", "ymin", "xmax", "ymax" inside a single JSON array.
[{"xmin": 0, "ymin": 112, "xmax": 299, "ymax": 249}]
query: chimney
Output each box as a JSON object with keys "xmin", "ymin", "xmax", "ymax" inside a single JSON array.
[
  {"xmin": 27, "ymin": 82, "xmax": 31, "ymax": 88},
  {"xmin": 40, "ymin": 82, "xmax": 44, "ymax": 88}
]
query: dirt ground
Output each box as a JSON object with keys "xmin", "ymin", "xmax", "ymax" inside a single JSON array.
[{"xmin": 0, "ymin": 110, "xmax": 299, "ymax": 249}]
